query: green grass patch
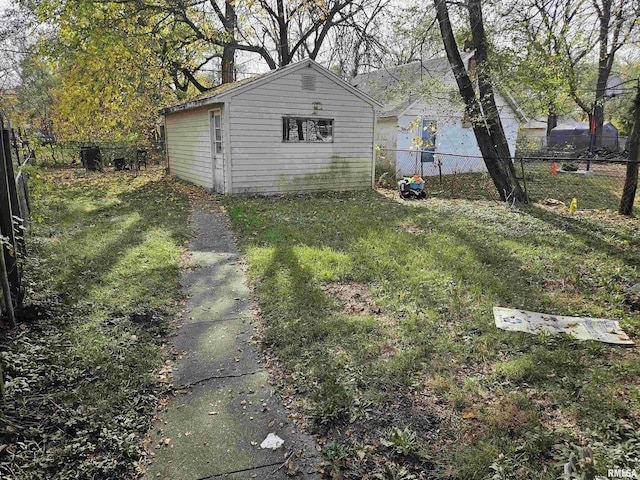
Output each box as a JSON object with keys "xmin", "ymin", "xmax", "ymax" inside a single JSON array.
[
  {"xmin": 383, "ymin": 160, "xmax": 626, "ymax": 211},
  {"xmin": 0, "ymin": 167, "xmax": 191, "ymax": 479},
  {"xmin": 524, "ymin": 161, "xmax": 625, "ymax": 210},
  {"xmin": 225, "ymin": 190, "xmax": 639, "ymax": 479}
]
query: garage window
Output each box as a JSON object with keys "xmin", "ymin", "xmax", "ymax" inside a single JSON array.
[{"xmin": 282, "ymin": 117, "xmax": 333, "ymax": 143}]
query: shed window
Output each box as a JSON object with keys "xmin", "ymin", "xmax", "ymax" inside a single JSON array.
[
  {"xmin": 282, "ymin": 118, "xmax": 333, "ymax": 143},
  {"xmin": 211, "ymin": 111, "xmax": 223, "ymax": 154}
]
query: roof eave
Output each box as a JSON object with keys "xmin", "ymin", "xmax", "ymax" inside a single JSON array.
[{"xmin": 160, "ymin": 95, "xmax": 225, "ymax": 115}]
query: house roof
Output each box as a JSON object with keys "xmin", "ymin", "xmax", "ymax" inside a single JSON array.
[
  {"xmin": 521, "ymin": 115, "xmax": 577, "ymax": 130},
  {"xmin": 351, "ymin": 54, "xmax": 469, "ymax": 118},
  {"xmin": 352, "ymin": 52, "xmax": 525, "ymax": 121},
  {"xmin": 161, "ymin": 58, "xmax": 382, "ymax": 115},
  {"xmin": 522, "ymin": 118, "xmax": 548, "ymax": 130}
]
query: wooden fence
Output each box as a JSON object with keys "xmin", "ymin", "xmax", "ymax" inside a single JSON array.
[{"xmin": 0, "ymin": 113, "xmax": 32, "ymax": 328}]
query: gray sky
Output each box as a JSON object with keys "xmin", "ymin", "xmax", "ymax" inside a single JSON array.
[{"xmin": 0, "ymin": 0, "xmax": 14, "ymax": 14}]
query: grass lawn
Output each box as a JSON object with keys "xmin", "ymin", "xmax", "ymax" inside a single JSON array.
[
  {"xmin": 0, "ymin": 167, "xmax": 191, "ymax": 479},
  {"xmin": 523, "ymin": 161, "xmax": 626, "ymax": 211},
  {"xmin": 225, "ymin": 190, "xmax": 640, "ymax": 479},
  {"xmin": 411, "ymin": 161, "xmax": 627, "ymax": 211}
]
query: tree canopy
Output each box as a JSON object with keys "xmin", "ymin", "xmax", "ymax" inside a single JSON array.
[{"xmin": 2, "ymin": 0, "xmax": 639, "ymax": 207}]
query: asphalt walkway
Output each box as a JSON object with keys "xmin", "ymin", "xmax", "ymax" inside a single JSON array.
[{"xmin": 144, "ymin": 204, "xmax": 320, "ymax": 480}]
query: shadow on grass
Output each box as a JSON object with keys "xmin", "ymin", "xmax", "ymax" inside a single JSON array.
[
  {"xmin": 39, "ymin": 179, "xmax": 191, "ymax": 312},
  {"xmin": 256, "ymin": 243, "xmax": 334, "ymax": 348},
  {"xmin": 524, "ymin": 204, "xmax": 639, "ymax": 265},
  {"xmin": 2, "ymin": 171, "xmax": 192, "ymax": 480},
  {"xmin": 227, "ymin": 189, "xmax": 640, "ymax": 478},
  {"xmin": 232, "ymin": 189, "xmax": 638, "ymax": 362}
]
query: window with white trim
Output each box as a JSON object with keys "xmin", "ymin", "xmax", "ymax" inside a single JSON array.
[{"xmin": 282, "ymin": 117, "xmax": 333, "ymax": 143}]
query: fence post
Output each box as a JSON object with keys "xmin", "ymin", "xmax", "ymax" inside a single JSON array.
[
  {"xmin": 0, "ymin": 115, "xmax": 17, "ymax": 328},
  {"xmin": 9, "ymin": 124, "xmax": 21, "ymax": 167},
  {"xmin": 519, "ymin": 157, "xmax": 529, "ymax": 203},
  {"xmin": 4, "ymin": 129, "xmax": 24, "ymax": 258},
  {"xmin": 0, "ymin": 240, "xmax": 16, "ymax": 328},
  {"xmin": 0, "ymin": 118, "xmax": 20, "ymax": 282}
]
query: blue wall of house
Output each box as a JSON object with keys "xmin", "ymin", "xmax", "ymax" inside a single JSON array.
[{"xmin": 395, "ymin": 113, "xmax": 518, "ymax": 178}]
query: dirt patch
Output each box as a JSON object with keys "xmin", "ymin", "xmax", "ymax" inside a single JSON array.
[
  {"xmin": 625, "ymin": 291, "xmax": 640, "ymax": 312},
  {"xmin": 529, "ymin": 391, "xmax": 578, "ymax": 431},
  {"xmin": 128, "ymin": 311, "xmax": 175, "ymax": 338},
  {"xmin": 544, "ymin": 277, "xmax": 577, "ymax": 292},
  {"xmin": 322, "ymin": 391, "xmax": 440, "ymax": 479},
  {"xmin": 409, "ymin": 373, "xmax": 479, "ymax": 447},
  {"xmin": 322, "ymin": 282, "xmax": 382, "ymax": 316},
  {"xmin": 15, "ymin": 303, "xmax": 56, "ymax": 327},
  {"xmin": 486, "ymin": 396, "xmax": 536, "ymax": 432}
]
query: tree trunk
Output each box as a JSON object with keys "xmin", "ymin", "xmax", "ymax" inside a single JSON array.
[
  {"xmin": 593, "ymin": 61, "xmax": 611, "ymax": 148},
  {"xmin": 434, "ymin": 0, "xmax": 527, "ymax": 203},
  {"xmin": 593, "ymin": 0, "xmax": 622, "ymax": 149},
  {"xmin": 221, "ymin": 0, "xmax": 237, "ymax": 84},
  {"xmin": 469, "ymin": 0, "xmax": 515, "ymax": 164},
  {"xmin": 275, "ymin": 0, "xmax": 290, "ymax": 65},
  {"xmin": 546, "ymin": 109, "xmax": 557, "ymax": 138},
  {"xmin": 619, "ymin": 83, "xmax": 640, "ymax": 216}
]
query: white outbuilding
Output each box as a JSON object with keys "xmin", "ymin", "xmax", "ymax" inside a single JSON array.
[{"xmin": 160, "ymin": 59, "xmax": 380, "ymax": 194}]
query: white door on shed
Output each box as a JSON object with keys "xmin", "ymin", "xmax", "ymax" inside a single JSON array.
[{"xmin": 210, "ymin": 110, "xmax": 223, "ymax": 191}]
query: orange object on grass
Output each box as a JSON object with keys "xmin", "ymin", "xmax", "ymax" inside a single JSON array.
[{"xmin": 551, "ymin": 163, "xmax": 557, "ymax": 175}]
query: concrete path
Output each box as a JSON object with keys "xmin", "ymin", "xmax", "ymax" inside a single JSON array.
[{"xmin": 144, "ymin": 205, "xmax": 321, "ymax": 480}]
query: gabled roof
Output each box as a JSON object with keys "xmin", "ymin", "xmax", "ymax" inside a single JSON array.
[
  {"xmin": 521, "ymin": 115, "xmax": 577, "ymax": 130},
  {"xmin": 161, "ymin": 58, "xmax": 382, "ymax": 115},
  {"xmin": 351, "ymin": 52, "xmax": 525, "ymax": 121},
  {"xmin": 351, "ymin": 54, "xmax": 471, "ymax": 118}
]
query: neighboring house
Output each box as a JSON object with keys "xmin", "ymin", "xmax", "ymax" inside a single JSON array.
[
  {"xmin": 517, "ymin": 115, "xmax": 577, "ymax": 152},
  {"xmin": 352, "ymin": 53, "xmax": 522, "ymax": 178},
  {"xmin": 518, "ymin": 117, "xmax": 548, "ymax": 151},
  {"xmin": 160, "ymin": 59, "xmax": 380, "ymax": 195}
]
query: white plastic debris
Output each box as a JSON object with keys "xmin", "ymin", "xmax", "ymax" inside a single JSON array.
[
  {"xmin": 260, "ymin": 432, "xmax": 284, "ymax": 450},
  {"xmin": 494, "ymin": 307, "xmax": 634, "ymax": 345}
]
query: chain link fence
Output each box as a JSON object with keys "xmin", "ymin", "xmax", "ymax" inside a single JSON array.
[
  {"xmin": 376, "ymin": 148, "xmax": 634, "ymax": 211},
  {"xmin": 21, "ymin": 139, "xmax": 165, "ymax": 169},
  {"xmin": 519, "ymin": 157, "xmax": 629, "ymax": 210}
]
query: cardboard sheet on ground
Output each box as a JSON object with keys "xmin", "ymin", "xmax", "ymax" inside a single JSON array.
[{"xmin": 493, "ymin": 307, "xmax": 634, "ymax": 345}]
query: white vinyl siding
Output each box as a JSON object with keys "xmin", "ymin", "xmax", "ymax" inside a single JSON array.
[
  {"xmin": 393, "ymin": 91, "xmax": 520, "ymax": 177},
  {"xmin": 227, "ymin": 70, "xmax": 375, "ymax": 194},
  {"xmin": 165, "ymin": 107, "xmax": 214, "ymax": 189},
  {"xmin": 163, "ymin": 60, "xmax": 377, "ymax": 195}
]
